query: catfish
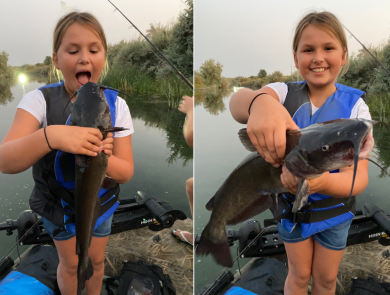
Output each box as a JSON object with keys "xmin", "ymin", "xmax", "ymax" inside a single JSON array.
[
  {"xmin": 70, "ymin": 82, "xmax": 127, "ymax": 294},
  {"xmin": 196, "ymin": 119, "xmax": 374, "ymax": 267}
]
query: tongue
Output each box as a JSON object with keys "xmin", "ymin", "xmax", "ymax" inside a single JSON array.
[{"xmin": 77, "ymin": 73, "xmax": 89, "ymax": 85}]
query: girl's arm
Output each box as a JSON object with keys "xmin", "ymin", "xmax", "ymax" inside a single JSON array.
[
  {"xmin": 0, "ymin": 109, "xmax": 103, "ymax": 174},
  {"xmin": 105, "ymin": 135, "xmax": 134, "ymax": 184},
  {"xmin": 281, "ymin": 160, "xmax": 369, "ymax": 197},
  {"xmin": 178, "ymin": 96, "xmax": 193, "ymax": 147},
  {"xmin": 308, "ymin": 161, "xmax": 369, "ymax": 197},
  {"xmin": 229, "ymin": 87, "xmax": 298, "ymax": 167}
]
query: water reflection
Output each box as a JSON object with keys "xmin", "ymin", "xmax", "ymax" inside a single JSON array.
[
  {"xmin": 125, "ymin": 95, "xmax": 192, "ymax": 166},
  {"xmin": 195, "ymin": 87, "xmax": 233, "ymax": 115},
  {"xmin": 0, "ymin": 77, "xmax": 15, "ymax": 106},
  {"xmin": 372, "ymin": 123, "xmax": 390, "ymax": 178}
]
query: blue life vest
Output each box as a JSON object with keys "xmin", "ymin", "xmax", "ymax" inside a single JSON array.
[
  {"xmin": 54, "ymin": 88, "xmax": 120, "ymax": 234},
  {"xmin": 281, "ymin": 82, "xmax": 365, "ymax": 238}
]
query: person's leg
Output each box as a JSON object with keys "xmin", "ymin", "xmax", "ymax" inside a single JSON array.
[
  {"xmin": 53, "ymin": 237, "xmax": 78, "ymax": 295},
  {"xmin": 311, "ymin": 241, "xmax": 344, "ymax": 294},
  {"xmin": 311, "ymin": 218, "xmax": 352, "ymax": 294},
  {"xmin": 173, "ymin": 177, "xmax": 194, "ymax": 244},
  {"xmin": 284, "ymin": 238, "xmax": 314, "ymax": 295},
  {"xmin": 186, "ymin": 177, "xmax": 193, "ymax": 216},
  {"xmin": 85, "ymin": 236, "xmax": 110, "ymax": 295}
]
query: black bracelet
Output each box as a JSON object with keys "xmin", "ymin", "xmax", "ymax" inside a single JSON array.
[
  {"xmin": 248, "ymin": 93, "xmax": 267, "ymax": 115},
  {"xmin": 43, "ymin": 127, "xmax": 53, "ymax": 151}
]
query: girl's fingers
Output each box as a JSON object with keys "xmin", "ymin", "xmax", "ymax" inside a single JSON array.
[
  {"xmin": 274, "ymin": 127, "xmax": 286, "ymax": 162},
  {"xmin": 86, "ymin": 133, "xmax": 102, "ymax": 148},
  {"xmin": 247, "ymin": 129, "xmax": 264, "ymax": 157},
  {"xmin": 263, "ymin": 131, "xmax": 279, "ymax": 166},
  {"xmin": 80, "ymin": 148, "xmax": 98, "ymax": 157}
]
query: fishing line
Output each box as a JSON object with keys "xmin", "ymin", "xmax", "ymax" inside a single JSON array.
[
  {"xmin": 107, "ymin": 0, "xmax": 193, "ymax": 90},
  {"xmin": 342, "ymin": 24, "xmax": 390, "ymax": 76},
  {"xmin": 0, "ymin": 218, "xmax": 41, "ymax": 263},
  {"xmin": 201, "ymin": 226, "xmax": 269, "ymax": 295}
]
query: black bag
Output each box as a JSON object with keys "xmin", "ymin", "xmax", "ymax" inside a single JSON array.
[
  {"xmin": 234, "ymin": 257, "xmax": 287, "ymax": 295},
  {"xmin": 105, "ymin": 260, "xmax": 176, "ymax": 295},
  {"xmin": 348, "ymin": 277, "xmax": 390, "ymax": 295}
]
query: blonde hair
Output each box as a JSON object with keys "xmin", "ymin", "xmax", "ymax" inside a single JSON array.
[
  {"xmin": 292, "ymin": 11, "xmax": 349, "ymax": 78},
  {"xmin": 52, "ymin": 11, "xmax": 109, "ymax": 82}
]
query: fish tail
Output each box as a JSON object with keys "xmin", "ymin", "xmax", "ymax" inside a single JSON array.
[
  {"xmin": 77, "ymin": 254, "xmax": 94, "ymax": 295},
  {"xmin": 196, "ymin": 224, "xmax": 232, "ymax": 267}
]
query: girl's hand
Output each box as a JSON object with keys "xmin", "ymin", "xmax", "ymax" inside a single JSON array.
[
  {"xmin": 306, "ymin": 172, "xmax": 330, "ymax": 194},
  {"xmin": 102, "ymin": 132, "xmax": 114, "ymax": 157},
  {"xmin": 178, "ymin": 96, "xmax": 194, "ymax": 115},
  {"xmin": 281, "ymin": 165, "xmax": 299, "ymax": 194},
  {"xmin": 247, "ymin": 95, "xmax": 298, "ymax": 167},
  {"xmin": 47, "ymin": 125, "xmax": 102, "ymax": 156}
]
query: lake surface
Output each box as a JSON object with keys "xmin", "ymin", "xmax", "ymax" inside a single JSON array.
[
  {"xmin": 194, "ymin": 87, "xmax": 390, "ymax": 293},
  {"xmin": 0, "ymin": 77, "xmax": 193, "ymax": 260}
]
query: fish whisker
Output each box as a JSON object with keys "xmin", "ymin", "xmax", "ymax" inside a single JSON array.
[{"xmin": 363, "ymin": 157, "xmax": 389, "ymax": 176}]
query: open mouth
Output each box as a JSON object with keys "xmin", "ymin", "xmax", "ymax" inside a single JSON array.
[
  {"xmin": 76, "ymin": 71, "xmax": 91, "ymax": 86},
  {"xmin": 310, "ymin": 67, "xmax": 329, "ymax": 73}
]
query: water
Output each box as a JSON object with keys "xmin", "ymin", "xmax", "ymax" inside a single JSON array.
[
  {"xmin": 0, "ymin": 77, "xmax": 193, "ymax": 261},
  {"xmin": 194, "ymin": 88, "xmax": 390, "ymax": 293}
]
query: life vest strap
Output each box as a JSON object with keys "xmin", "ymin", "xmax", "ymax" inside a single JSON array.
[{"xmin": 268, "ymin": 194, "xmax": 355, "ymax": 224}]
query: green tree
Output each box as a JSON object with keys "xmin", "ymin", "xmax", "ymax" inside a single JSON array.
[
  {"xmin": 43, "ymin": 56, "xmax": 52, "ymax": 65},
  {"xmin": 258, "ymin": 69, "xmax": 267, "ymax": 78},
  {"xmin": 0, "ymin": 51, "xmax": 9, "ymax": 76},
  {"xmin": 199, "ymin": 59, "xmax": 223, "ymax": 86},
  {"xmin": 269, "ymin": 71, "xmax": 283, "ymax": 82}
]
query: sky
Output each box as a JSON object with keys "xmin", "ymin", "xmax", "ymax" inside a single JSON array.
[
  {"xmin": 0, "ymin": 0, "xmax": 186, "ymax": 66},
  {"xmin": 194, "ymin": 0, "xmax": 390, "ymax": 77}
]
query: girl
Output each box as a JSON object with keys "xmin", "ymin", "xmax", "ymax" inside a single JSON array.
[
  {"xmin": 0, "ymin": 12, "xmax": 134, "ymax": 295},
  {"xmin": 230, "ymin": 11, "xmax": 373, "ymax": 295}
]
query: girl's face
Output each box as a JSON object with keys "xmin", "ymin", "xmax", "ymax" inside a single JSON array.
[
  {"xmin": 53, "ymin": 23, "xmax": 105, "ymax": 97},
  {"xmin": 294, "ymin": 24, "xmax": 346, "ymax": 89}
]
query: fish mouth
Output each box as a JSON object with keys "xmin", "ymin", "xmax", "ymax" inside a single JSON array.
[{"xmin": 76, "ymin": 71, "xmax": 91, "ymax": 86}]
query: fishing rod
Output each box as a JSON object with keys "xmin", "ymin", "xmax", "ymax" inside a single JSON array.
[
  {"xmin": 342, "ymin": 24, "xmax": 390, "ymax": 76},
  {"xmin": 199, "ymin": 226, "xmax": 269, "ymax": 295},
  {"xmin": 107, "ymin": 0, "xmax": 193, "ymax": 90}
]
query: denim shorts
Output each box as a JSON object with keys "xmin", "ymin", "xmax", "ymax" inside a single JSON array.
[
  {"xmin": 41, "ymin": 214, "xmax": 113, "ymax": 241},
  {"xmin": 277, "ymin": 218, "xmax": 353, "ymax": 251}
]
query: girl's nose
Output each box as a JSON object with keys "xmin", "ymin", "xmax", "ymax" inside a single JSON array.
[
  {"xmin": 78, "ymin": 50, "xmax": 90, "ymax": 64},
  {"xmin": 312, "ymin": 51, "xmax": 324, "ymax": 63}
]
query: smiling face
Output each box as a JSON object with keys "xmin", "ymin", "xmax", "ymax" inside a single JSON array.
[
  {"xmin": 52, "ymin": 23, "xmax": 105, "ymax": 98},
  {"xmin": 294, "ymin": 24, "xmax": 346, "ymax": 90}
]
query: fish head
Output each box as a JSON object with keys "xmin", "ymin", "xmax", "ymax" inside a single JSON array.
[
  {"xmin": 285, "ymin": 119, "xmax": 373, "ymax": 179},
  {"xmin": 71, "ymin": 82, "xmax": 111, "ymax": 130}
]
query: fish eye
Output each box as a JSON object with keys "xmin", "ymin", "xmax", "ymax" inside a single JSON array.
[{"xmin": 322, "ymin": 145, "xmax": 329, "ymax": 151}]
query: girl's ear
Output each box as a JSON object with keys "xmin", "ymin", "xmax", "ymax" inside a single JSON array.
[
  {"xmin": 341, "ymin": 49, "xmax": 346, "ymax": 66},
  {"xmin": 293, "ymin": 52, "xmax": 299, "ymax": 69},
  {"xmin": 52, "ymin": 52, "xmax": 60, "ymax": 70}
]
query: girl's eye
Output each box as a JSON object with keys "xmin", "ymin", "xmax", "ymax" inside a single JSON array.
[
  {"xmin": 90, "ymin": 50, "xmax": 98, "ymax": 54},
  {"xmin": 69, "ymin": 51, "xmax": 78, "ymax": 55},
  {"xmin": 325, "ymin": 47, "xmax": 333, "ymax": 51},
  {"xmin": 304, "ymin": 49, "xmax": 312, "ymax": 52}
]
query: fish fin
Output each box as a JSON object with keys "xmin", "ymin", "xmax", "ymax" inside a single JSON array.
[
  {"xmin": 98, "ymin": 126, "xmax": 128, "ymax": 134},
  {"xmin": 77, "ymin": 258, "xmax": 94, "ymax": 294},
  {"xmin": 291, "ymin": 179, "xmax": 310, "ymax": 213},
  {"xmin": 196, "ymin": 224, "xmax": 232, "ymax": 267},
  {"xmin": 101, "ymin": 176, "xmax": 117, "ymax": 189},
  {"xmin": 76, "ymin": 240, "xmax": 80, "ymax": 255},
  {"xmin": 238, "ymin": 128, "xmax": 258, "ymax": 152},
  {"xmin": 75, "ymin": 155, "xmax": 90, "ymax": 168},
  {"xmin": 227, "ymin": 194, "xmax": 274, "ymax": 225},
  {"xmin": 205, "ymin": 196, "xmax": 215, "ymax": 211}
]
